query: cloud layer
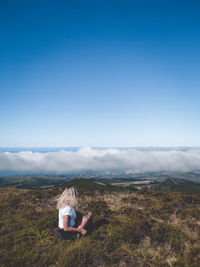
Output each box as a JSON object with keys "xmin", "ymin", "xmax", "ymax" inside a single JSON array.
[{"xmin": 0, "ymin": 147, "xmax": 200, "ymax": 173}]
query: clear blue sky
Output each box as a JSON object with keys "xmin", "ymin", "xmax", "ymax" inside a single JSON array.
[{"xmin": 1, "ymin": 0, "xmax": 200, "ymax": 147}]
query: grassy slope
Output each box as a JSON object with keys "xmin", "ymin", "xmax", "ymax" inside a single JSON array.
[
  {"xmin": 152, "ymin": 178, "xmax": 200, "ymax": 193},
  {"xmin": 61, "ymin": 178, "xmax": 136, "ymax": 193},
  {"xmin": 0, "ymin": 176, "xmax": 60, "ymax": 189},
  {"xmin": 0, "ymin": 176, "xmax": 137, "ymax": 191},
  {"xmin": 0, "ymin": 179, "xmax": 200, "ymax": 266}
]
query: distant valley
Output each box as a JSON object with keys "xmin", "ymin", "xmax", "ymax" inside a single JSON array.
[{"xmin": 1, "ymin": 170, "xmax": 200, "ymax": 193}]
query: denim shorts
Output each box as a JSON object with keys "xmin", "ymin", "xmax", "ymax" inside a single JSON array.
[{"xmin": 59, "ymin": 229, "xmax": 77, "ymax": 240}]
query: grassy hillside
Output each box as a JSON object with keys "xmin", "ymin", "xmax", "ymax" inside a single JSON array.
[
  {"xmin": 0, "ymin": 176, "xmax": 137, "ymax": 191},
  {"xmin": 152, "ymin": 178, "xmax": 200, "ymax": 193},
  {"xmin": 0, "ymin": 175, "xmax": 64, "ymax": 189},
  {"xmin": 62, "ymin": 178, "xmax": 136, "ymax": 193},
  {"xmin": 1, "ymin": 179, "xmax": 200, "ymax": 266}
]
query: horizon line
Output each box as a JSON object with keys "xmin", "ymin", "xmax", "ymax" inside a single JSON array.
[{"xmin": 0, "ymin": 146, "xmax": 200, "ymax": 149}]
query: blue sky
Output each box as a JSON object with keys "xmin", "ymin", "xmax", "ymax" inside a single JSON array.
[{"xmin": 1, "ymin": 0, "xmax": 200, "ymax": 147}]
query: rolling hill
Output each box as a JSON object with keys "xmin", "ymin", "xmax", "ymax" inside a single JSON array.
[{"xmin": 151, "ymin": 178, "xmax": 200, "ymax": 193}]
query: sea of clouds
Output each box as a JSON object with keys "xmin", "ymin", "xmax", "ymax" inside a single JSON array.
[{"xmin": 0, "ymin": 147, "xmax": 200, "ymax": 173}]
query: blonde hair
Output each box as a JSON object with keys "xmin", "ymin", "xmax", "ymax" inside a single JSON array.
[{"xmin": 56, "ymin": 186, "xmax": 78, "ymax": 209}]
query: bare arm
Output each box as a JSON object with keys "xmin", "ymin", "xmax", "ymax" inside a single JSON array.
[{"xmin": 63, "ymin": 215, "xmax": 87, "ymax": 235}]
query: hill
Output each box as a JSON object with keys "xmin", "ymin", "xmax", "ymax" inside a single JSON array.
[
  {"xmin": 0, "ymin": 175, "xmax": 64, "ymax": 189},
  {"xmin": 151, "ymin": 178, "xmax": 200, "ymax": 193},
  {"xmin": 0, "ymin": 175, "xmax": 137, "ymax": 192},
  {"xmin": 61, "ymin": 178, "xmax": 136, "ymax": 193},
  {"xmin": 1, "ymin": 179, "xmax": 200, "ymax": 266}
]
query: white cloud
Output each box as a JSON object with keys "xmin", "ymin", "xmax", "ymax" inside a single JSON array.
[{"xmin": 0, "ymin": 147, "xmax": 200, "ymax": 173}]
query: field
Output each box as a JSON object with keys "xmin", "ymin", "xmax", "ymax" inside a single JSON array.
[{"xmin": 1, "ymin": 178, "xmax": 200, "ymax": 266}]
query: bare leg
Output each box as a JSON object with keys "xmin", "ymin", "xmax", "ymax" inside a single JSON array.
[{"xmin": 77, "ymin": 211, "xmax": 92, "ymax": 230}]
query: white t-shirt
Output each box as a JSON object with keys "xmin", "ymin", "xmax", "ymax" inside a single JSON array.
[{"xmin": 58, "ymin": 205, "xmax": 76, "ymax": 228}]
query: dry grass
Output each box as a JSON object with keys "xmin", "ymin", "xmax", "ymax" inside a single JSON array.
[{"xmin": 1, "ymin": 186, "xmax": 200, "ymax": 266}]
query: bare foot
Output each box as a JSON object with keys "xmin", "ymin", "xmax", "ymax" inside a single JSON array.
[{"xmin": 77, "ymin": 233, "xmax": 81, "ymax": 238}]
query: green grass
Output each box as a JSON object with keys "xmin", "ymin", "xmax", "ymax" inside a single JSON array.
[
  {"xmin": 0, "ymin": 179, "xmax": 200, "ymax": 266},
  {"xmin": 61, "ymin": 178, "xmax": 136, "ymax": 193},
  {"xmin": 151, "ymin": 178, "xmax": 200, "ymax": 193}
]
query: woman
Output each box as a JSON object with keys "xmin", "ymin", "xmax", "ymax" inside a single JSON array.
[{"xmin": 56, "ymin": 186, "xmax": 92, "ymax": 240}]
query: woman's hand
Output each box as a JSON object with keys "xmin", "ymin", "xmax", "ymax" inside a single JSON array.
[
  {"xmin": 80, "ymin": 229, "xmax": 87, "ymax": 236},
  {"xmin": 63, "ymin": 215, "xmax": 84, "ymax": 233},
  {"xmin": 77, "ymin": 225, "xmax": 87, "ymax": 235}
]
